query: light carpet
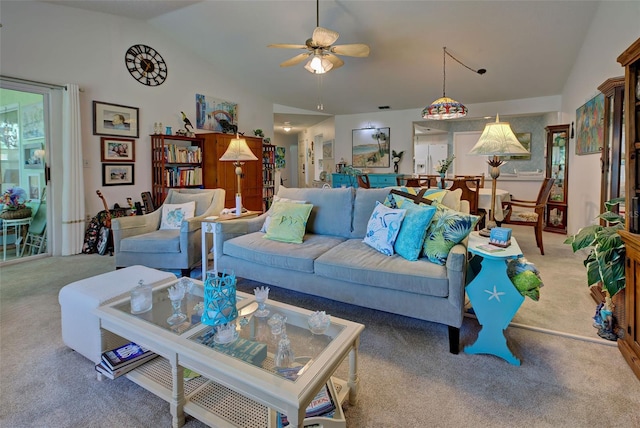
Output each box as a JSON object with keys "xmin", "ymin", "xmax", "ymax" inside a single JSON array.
[{"xmin": 1, "ymin": 227, "xmax": 639, "ymax": 427}]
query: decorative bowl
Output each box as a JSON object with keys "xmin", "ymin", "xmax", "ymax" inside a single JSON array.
[{"xmin": 308, "ymin": 311, "xmax": 330, "ymax": 335}]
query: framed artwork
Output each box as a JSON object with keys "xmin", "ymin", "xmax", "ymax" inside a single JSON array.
[
  {"xmin": 352, "ymin": 127, "xmax": 390, "ymax": 168},
  {"xmin": 322, "ymin": 139, "xmax": 334, "ymax": 159},
  {"xmin": 100, "ymin": 137, "xmax": 135, "ymax": 162},
  {"xmin": 93, "ymin": 101, "xmax": 139, "ymax": 138},
  {"xmin": 275, "ymin": 146, "xmax": 286, "ymax": 169},
  {"xmin": 27, "ymin": 174, "xmax": 41, "ymax": 201},
  {"xmin": 195, "ymin": 94, "xmax": 238, "ymax": 132},
  {"xmin": 21, "ymin": 103, "xmax": 44, "ymax": 140},
  {"xmin": 575, "ymin": 93, "xmax": 605, "ymax": 155},
  {"xmin": 102, "ymin": 163, "xmax": 135, "ymax": 186},
  {"xmin": 24, "ymin": 143, "xmax": 45, "ymax": 169},
  {"xmin": 500, "ymin": 132, "xmax": 532, "ymax": 161}
]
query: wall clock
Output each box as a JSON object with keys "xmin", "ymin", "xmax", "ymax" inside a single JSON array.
[{"xmin": 124, "ymin": 44, "xmax": 167, "ymax": 87}]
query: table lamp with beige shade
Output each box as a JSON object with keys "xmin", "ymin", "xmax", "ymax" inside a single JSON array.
[
  {"xmin": 468, "ymin": 115, "xmax": 529, "ymax": 236},
  {"xmin": 219, "ymin": 134, "xmax": 258, "ymax": 216}
]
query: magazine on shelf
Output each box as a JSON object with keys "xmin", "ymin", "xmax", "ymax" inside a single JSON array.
[
  {"xmin": 277, "ymin": 383, "xmax": 336, "ymax": 427},
  {"xmin": 101, "ymin": 342, "xmax": 153, "ymax": 370},
  {"xmin": 95, "ymin": 353, "xmax": 158, "ymax": 379}
]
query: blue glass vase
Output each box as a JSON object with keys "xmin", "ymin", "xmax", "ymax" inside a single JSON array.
[{"xmin": 201, "ymin": 272, "xmax": 238, "ymax": 327}]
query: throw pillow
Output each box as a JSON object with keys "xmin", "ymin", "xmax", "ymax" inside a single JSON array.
[
  {"xmin": 260, "ymin": 196, "xmax": 307, "ymax": 232},
  {"xmin": 422, "ymin": 202, "xmax": 479, "ymax": 265},
  {"xmin": 264, "ymin": 202, "xmax": 313, "ymax": 244},
  {"xmin": 363, "ymin": 201, "xmax": 407, "ymax": 256},
  {"xmin": 384, "ymin": 187, "xmax": 447, "ymax": 209},
  {"xmin": 159, "ymin": 201, "xmax": 196, "ymax": 230},
  {"xmin": 393, "ymin": 202, "xmax": 437, "ymax": 261}
]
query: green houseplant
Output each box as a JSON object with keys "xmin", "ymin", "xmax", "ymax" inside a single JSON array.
[{"xmin": 564, "ymin": 197, "xmax": 625, "ymax": 298}]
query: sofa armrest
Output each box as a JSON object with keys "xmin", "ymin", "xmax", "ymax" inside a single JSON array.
[
  {"xmin": 446, "ymin": 243, "xmax": 468, "ymax": 316},
  {"xmin": 212, "ymin": 213, "xmax": 268, "ymax": 257},
  {"xmin": 112, "ymin": 210, "xmax": 162, "ymax": 245}
]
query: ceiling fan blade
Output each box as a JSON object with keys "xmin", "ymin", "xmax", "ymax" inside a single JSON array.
[
  {"xmin": 324, "ymin": 54, "xmax": 344, "ymax": 70},
  {"xmin": 268, "ymin": 43, "xmax": 307, "ymax": 50},
  {"xmin": 330, "ymin": 43, "xmax": 370, "ymax": 58},
  {"xmin": 312, "ymin": 27, "xmax": 339, "ymax": 47},
  {"xmin": 280, "ymin": 53, "xmax": 311, "ymax": 67}
]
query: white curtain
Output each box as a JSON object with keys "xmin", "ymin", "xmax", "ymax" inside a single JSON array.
[{"xmin": 61, "ymin": 84, "xmax": 85, "ymax": 255}]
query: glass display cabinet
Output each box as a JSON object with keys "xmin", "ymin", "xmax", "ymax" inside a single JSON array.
[{"xmin": 544, "ymin": 124, "xmax": 569, "ymax": 233}]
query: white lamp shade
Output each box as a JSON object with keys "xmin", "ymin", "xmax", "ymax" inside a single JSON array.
[
  {"xmin": 304, "ymin": 54, "xmax": 333, "ymax": 74},
  {"xmin": 219, "ymin": 137, "xmax": 258, "ymax": 162},
  {"xmin": 468, "ymin": 115, "xmax": 529, "ymax": 156}
]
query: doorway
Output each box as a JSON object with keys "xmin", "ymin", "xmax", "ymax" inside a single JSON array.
[{"xmin": 0, "ymin": 86, "xmax": 51, "ymax": 263}]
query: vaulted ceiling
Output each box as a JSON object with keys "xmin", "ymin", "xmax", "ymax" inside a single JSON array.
[{"xmin": 44, "ymin": 1, "xmax": 601, "ymax": 132}]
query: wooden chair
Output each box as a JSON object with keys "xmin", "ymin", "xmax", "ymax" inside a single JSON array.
[
  {"xmin": 447, "ymin": 178, "xmax": 485, "ymax": 229},
  {"xmin": 455, "ymin": 173, "xmax": 485, "ymax": 188},
  {"xmin": 357, "ymin": 174, "xmax": 371, "ymax": 188},
  {"xmin": 416, "ymin": 174, "xmax": 440, "ymax": 188},
  {"xmin": 501, "ymin": 177, "xmax": 555, "ymax": 255}
]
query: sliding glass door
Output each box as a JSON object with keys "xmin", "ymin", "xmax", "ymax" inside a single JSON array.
[{"xmin": 0, "ymin": 86, "xmax": 50, "ymax": 262}]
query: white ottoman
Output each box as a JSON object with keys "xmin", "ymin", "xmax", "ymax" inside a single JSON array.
[{"xmin": 58, "ymin": 265, "xmax": 176, "ymax": 363}]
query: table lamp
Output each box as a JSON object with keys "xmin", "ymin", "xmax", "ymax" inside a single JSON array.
[
  {"xmin": 219, "ymin": 134, "xmax": 258, "ymax": 216},
  {"xmin": 468, "ymin": 115, "xmax": 529, "ymax": 235}
]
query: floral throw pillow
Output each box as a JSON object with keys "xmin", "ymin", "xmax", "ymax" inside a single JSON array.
[
  {"xmin": 363, "ymin": 201, "xmax": 407, "ymax": 256},
  {"xmin": 422, "ymin": 202, "xmax": 479, "ymax": 265},
  {"xmin": 159, "ymin": 201, "xmax": 196, "ymax": 230}
]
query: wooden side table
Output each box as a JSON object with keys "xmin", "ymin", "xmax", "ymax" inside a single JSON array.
[
  {"xmin": 465, "ymin": 232, "xmax": 524, "ymax": 365},
  {"xmin": 200, "ymin": 210, "xmax": 261, "ymax": 279}
]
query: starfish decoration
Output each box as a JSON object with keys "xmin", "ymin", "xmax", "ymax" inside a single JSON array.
[{"xmin": 484, "ymin": 285, "xmax": 505, "ymax": 302}]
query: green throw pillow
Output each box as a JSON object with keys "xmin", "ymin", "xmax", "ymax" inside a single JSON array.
[
  {"xmin": 422, "ymin": 202, "xmax": 479, "ymax": 265},
  {"xmin": 393, "ymin": 202, "xmax": 437, "ymax": 261},
  {"xmin": 264, "ymin": 202, "xmax": 313, "ymax": 244}
]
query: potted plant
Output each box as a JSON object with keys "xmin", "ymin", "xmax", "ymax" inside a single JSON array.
[
  {"xmin": 0, "ymin": 187, "xmax": 31, "ymax": 219},
  {"xmin": 564, "ymin": 197, "xmax": 625, "ymax": 339}
]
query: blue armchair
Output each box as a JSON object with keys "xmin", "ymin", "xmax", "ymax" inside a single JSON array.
[{"xmin": 112, "ymin": 188, "xmax": 225, "ymax": 277}]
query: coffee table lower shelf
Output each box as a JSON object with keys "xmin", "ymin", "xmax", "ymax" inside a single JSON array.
[{"xmin": 125, "ymin": 356, "xmax": 347, "ymax": 428}]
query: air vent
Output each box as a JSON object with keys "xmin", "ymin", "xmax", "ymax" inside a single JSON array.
[{"xmin": 378, "ymin": 106, "xmax": 390, "ymax": 110}]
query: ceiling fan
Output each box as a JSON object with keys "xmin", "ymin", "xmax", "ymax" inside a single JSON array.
[{"xmin": 268, "ymin": 0, "xmax": 370, "ymax": 74}]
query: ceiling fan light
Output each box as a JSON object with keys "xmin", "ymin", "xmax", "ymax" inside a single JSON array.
[
  {"xmin": 422, "ymin": 96, "xmax": 468, "ymax": 120},
  {"xmin": 283, "ymin": 122, "xmax": 292, "ymax": 132},
  {"xmin": 305, "ymin": 54, "xmax": 333, "ymax": 74}
]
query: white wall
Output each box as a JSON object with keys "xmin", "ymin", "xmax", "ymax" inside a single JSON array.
[
  {"xmin": 303, "ymin": 117, "xmax": 335, "ymax": 183},
  {"xmin": 560, "ymin": 1, "xmax": 640, "ymax": 234},
  {"xmin": 271, "ymin": 132, "xmax": 298, "ymax": 188},
  {"xmin": 0, "ymin": 1, "xmax": 274, "ymax": 227}
]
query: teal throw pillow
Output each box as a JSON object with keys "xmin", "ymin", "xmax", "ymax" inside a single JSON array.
[
  {"xmin": 264, "ymin": 202, "xmax": 313, "ymax": 244},
  {"xmin": 393, "ymin": 202, "xmax": 437, "ymax": 261},
  {"xmin": 422, "ymin": 202, "xmax": 479, "ymax": 265},
  {"xmin": 363, "ymin": 201, "xmax": 406, "ymax": 256}
]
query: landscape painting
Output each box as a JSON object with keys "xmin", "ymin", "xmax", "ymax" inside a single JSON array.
[{"xmin": 352, "ymin": 127, "xmax": 390, "ymax": 168}]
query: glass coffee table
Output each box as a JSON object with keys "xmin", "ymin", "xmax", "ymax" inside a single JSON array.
[{"xmin": 94, "ymin": 278, "xmax": 364, "ymax": 428}]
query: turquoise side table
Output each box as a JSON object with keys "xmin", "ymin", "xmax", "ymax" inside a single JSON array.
[{"xmin": 465, "ymin": 232, "xmax": 524, "ymax": 365}]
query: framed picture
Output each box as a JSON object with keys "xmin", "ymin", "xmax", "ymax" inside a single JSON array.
[
  {"xmin": 352, "ymin": 127, "xmax": 390, "ymax": 168},
  {"xmin": 93, "ymin": 101, "xmax": 139, "ymax": 138},
  {"xmin": 322, "ymin": 139, "xmax": 334, "ymax": 159},
  {"xmin": 102, "ymin": 163, "xmax": 135, "ymax": 186},
  {"xmin": 100, "ymin": 137, "xmax": 135, "ymax": 162},
  {"xmin": 195, "ymin": 94, "xmax": 238, "ymax": 132},
  {"xmin": 27, "ymin": 174, "xmax": 41, "ymax": 201},
  {"xmin": 21, "ymin": 103, "xmax": 44, "ymax": 140},
  {"xmin": 575, "ymin": 93, "xmax": 605, "ymax": 155},
  {"xmin": 24, "ymin": 142, "xmax": 45, "ymax": 169}
]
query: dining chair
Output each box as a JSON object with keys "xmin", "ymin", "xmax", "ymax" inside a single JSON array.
[
  {"xmin": 21, "ymin": 200, "xmax": 47, "ymax": 256},
  {"xmin": 357, "ymin": 174, "xmax": 371, "ymax": 188},
  {"xmin": 416, "ymin": 174, "xmax": 440, "ymax": 188},
  {"xmin": 447, "ymin": 178, "xmax": 485, "ymax": 229},
  {"xmin": 501, "ymin": 177, "xmax": 555, "ymax": 255},
  {"xmin": 455, "ymin": 173, "xmax": 485, "ymax": 188}
]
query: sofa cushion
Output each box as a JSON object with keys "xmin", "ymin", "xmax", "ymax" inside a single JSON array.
[
  {"xmin": 224, "ymin": 232, "xmax": 346, "ymax": 273},
  {"xmin": 264, "ymin": 202, "xmax": 313, "ymax": 244},
  {"xmin": 422, "ymin": 202, "xmax": 479, "ymax": 265},
  {"xmin": 393, "ymin": 202, "xmax": 437, "ymax": 261},
  {"xmin": 351, "ymin": 188, "xmax": 393, "ymax": 239},
  {"xmin": 160, "ymin": 201, "xmax": 196, "ymax": 230},
  {"xmin": 315, "ymin": 239, "xmax": 450, "ymax": 297},
  {"xmin": 277, "ymin": 187, "xmax": 353, "ymax": 238},
  {"xmin": 363, "ymin": 201, "xmax": 406, "ymax": 256},
  {"xmin": 120, "ymin": 229, "xmax": 181, "ymax": 253}
]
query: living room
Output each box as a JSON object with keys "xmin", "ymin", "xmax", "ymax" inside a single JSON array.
[{"xmin": 1, "ymin": 1, "xmax": 640, "ymax": 426}]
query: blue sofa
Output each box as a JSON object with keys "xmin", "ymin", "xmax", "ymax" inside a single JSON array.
[{"xmin": 213, "ymin": 186, "xmax": 468, "ymax": 353}]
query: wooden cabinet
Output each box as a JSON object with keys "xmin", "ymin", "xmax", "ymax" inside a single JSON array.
[
  {"xmin": 262, "ymin": 144, "xmax": 276, "ymax": 211},
  {"xmin": 617, "ymin": 37, "xmax": 640, "ymax": 381},
  {"xmin": 598, "ymin": 77, "xmax": 625, "ymax": 217},
  {"xmin": 201, "ymin": 133, "xmax": 263, "ymax": 212},
  {"xmin": 544, "ymin": 124, "xmax": 569, "ymax": 233},
  {"xmin": 150, "ymin": 134, "xmax": 204, "ymax": 206}
]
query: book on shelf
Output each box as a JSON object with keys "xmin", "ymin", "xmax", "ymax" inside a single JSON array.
[
  {"xmin": 277, "ymin": 383, "xmax": 337, "ymax": 427},
  {"xmin": 101, "ymin": 342, "xmax": 154, "ymax": 371},
  {"xmin": 95, "ymin": 352, "xmax": 158, "ymax": 379}
]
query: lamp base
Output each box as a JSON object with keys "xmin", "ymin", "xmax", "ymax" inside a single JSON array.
[{"xmin": 235, "ymin": 194, "xmax": 242, "ymax": 217}]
